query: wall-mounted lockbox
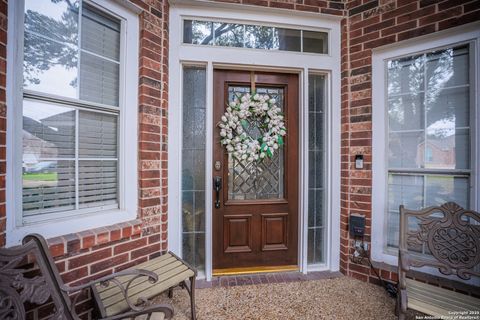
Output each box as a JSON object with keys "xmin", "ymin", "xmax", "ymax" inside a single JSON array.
[{"xmin": 349, "ymin": 213, "xmax": 365, "ymax": 237}]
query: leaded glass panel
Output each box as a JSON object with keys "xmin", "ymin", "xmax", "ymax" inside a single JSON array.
[
  {"xmin": 227, "ymin": 86, "xmax": 285, "ymax": 200},
  {"xmin": 181, "ymin": 66, "xmax": 206, "ymax": 271},
  {"xmin": 307, "ymin": 74, "xmax": 326, "ymax": 265}
]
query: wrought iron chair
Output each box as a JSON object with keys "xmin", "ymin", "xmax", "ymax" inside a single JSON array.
[{"xmin": 397, "ymin": 202, "xmax": 480, "ymax": 319}]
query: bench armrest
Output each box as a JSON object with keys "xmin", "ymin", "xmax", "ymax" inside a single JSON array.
[
  {"xmin": 61, "ymin": 268, "xmax": 159, "ymax": 314},
  {"xmin": 61, "ymin": 268, "xmax": 158, "ymax": 293}
]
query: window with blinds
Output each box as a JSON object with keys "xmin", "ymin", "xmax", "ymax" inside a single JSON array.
[{"xmin": 22, "ymin": 0, "xmax": 121, "ymax": 218}]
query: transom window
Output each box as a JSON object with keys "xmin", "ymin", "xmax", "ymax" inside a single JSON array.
[
  {"xmin": 20, "ymin": 0, "xmax": 124, "ymax": 221},
  {"xmin": 386, "ymin": 44, "xmax": 473, "ymax": 248},
  {"xmin": 183, "ymin": 20, "xmax": 328, "ymax": 54}
]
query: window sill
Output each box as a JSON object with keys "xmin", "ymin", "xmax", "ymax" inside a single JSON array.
[{"xmin": 6, "ymin": 209, "xmax": 139, "ymax": 247}]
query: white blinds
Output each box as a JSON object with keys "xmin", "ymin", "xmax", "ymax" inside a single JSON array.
[
  {"xmin": 80, "ymin": 52, "xmax": 120, "ymax": 107},
  {"xmin": 22, "ymin": 103, "xmax": 119, "ymax": 216},
  {"xmin": 81, "ymin": 5, "xmax": 120, "ymax": 61},
  {"xmin": 78, "ymin": 111, "xmax": 118, "ymax": 208},
  {"xmin": 79, "ymin": 160, "xmax": 118, "ymax": 209},
  {"xmin": 80, "ymin": 4, "xmax": 121, "ymax": 106},
  {"xmin": 79, "ymin": 111, "xmax": 117, "ymax": 158}
]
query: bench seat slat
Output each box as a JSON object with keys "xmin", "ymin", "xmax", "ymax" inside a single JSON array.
[
  {"xmin": 98, "ymin": 257, "xmax": 180, "ymax": 299},
  {"xmin": 100, "ymin": 262, "xmax": 188, "ymax": 307},
  {"xmin": 96, "ymin": 254, "xmax": 177, "ymax": 294},
  {"xmin": 105, "ymin": 268, "xmax": 195, "ymax": 316},
  {"xmin": 93, "ymin": 252, "xmax": 195, "ymax": 317},
  {"xmin": 406, "ymin": 279, "xmax": 480, "ymax": 317}
]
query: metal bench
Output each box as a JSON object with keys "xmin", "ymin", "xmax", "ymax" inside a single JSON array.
[
  {"xmin": 397, "ymin": 202, "xmax": 480, "ymax": 319},
  {"xmin": 0, "ymin": 233, "xmax": 197, "ymax": 320},
  {"xmin": 92, "ymin": 251, "xmax": 197, "ymax": 319}
]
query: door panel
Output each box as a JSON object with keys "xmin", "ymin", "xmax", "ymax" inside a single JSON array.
[
  {"xmin": 224, "ymin": 215, "xmax": 252, "ymax": 253},
  {"xmin": 261, "ymin": 213, "xmax": 288, "ymax": 251},
  {"xmin": 213, "ymin": 70, "xmax": 299, "ymax": 271}
]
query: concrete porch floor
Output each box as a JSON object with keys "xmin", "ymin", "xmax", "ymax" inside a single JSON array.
[{"xmin": 153, "ymin": 272, "xmax": 419, "ymax": 319}]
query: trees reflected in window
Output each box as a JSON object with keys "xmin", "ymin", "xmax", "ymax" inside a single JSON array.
[
  {"xmin": 386, "ymin": 45, "xmax": 472, "ymax": 249},
  {"xmin": 183, "ymin": 20, "xmax": 327, "ymax": 54}
]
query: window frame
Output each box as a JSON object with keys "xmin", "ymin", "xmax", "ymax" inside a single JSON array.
[
  {"xmin": 371, "ymin": 24, "xmax": 480, "ymax": 266},
  {"xmin": 6, "ymin": 0, "xmax": 140, "ymax": 245}
]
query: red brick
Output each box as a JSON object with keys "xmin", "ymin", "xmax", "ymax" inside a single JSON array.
[
  {"xmin": 350, "ymin": 16, "xmax": 380, "ymax": 31},
  {"xmin": 397, "ymin": 24, "xmax": 436, "ymax": 41},
  {"xmin": 48, "ymin": 238, "xmax": 65, "ymax": 258},
  {"xmin": 303, "ymin": 0, "xmax": 327, "ymax": 7},
  {"xmin": 381, "ymin": 20, "xmax": 416, "ymax": 37},
  {"xmin": 62, "ymin": 266, "xmax": 88, "ymax": 284},
  {"xmin": 110, "ymin": 229, "xmax": 122, "ymax": 242},
  {"xmin": 397, "ymin": 5, "xmax": 435, "ymax": 23},
  {"xmin": 382, "ymin": 2, "xmax": 418, "ymax": 20},
  {"xmin": 349, "ymin": 263, "xmax": 370, "ymax": 274},
  {"xmin": 321, "ymin": 8, "xmax": 343, "ymax": 16},
  {"xmin": 131, "ymin": 243, "xmax": 161, "ymax": 260},
  {"xmin": 438, "ymin": 10, "xmax": 480, "ymax": 30},
  {"xmin": 419, "ymin": 7, "xmax": 462, "ymax": 26},
  {"xmin": 438, "ymin": 0, "xmax": 472, "ymax": 10},
  {"xmin": 464, "ymin": 0, "xmax": 480, "ymax": 12},
  {"xmin": 269, "ymin": 1, "xmax": 294, "ymax": 9},
  {"xmin": 351, "ymin": 31, "xmax": 380, "ymax": 46},
  {"xmin": 68, "ymin": 248, "xmax": 112, "ymax": 270},
  {"xmin": 295, "ymin": 4, "xmax": 320, "ymax": 12},
  {"xmin": 363, "ymin": 34, "xmax": 396, "ymax": 49},
  {"xmin": 363, "ymin": 18, "xmax": 394, "ymax": 34},
  {"xmin": 350, "ymin": 271, "xmax": 369, "ymax": 282},
  {"xmin": 242, "ymin": 0, "xmax": 268, "ymax": 6},
  {"xmin": 114, "ymin": 237, "xmax": 148, "ymax": 255},
  {"xmin": 90, "ymin": 253, "xmax": 129, "ymax": 274}
]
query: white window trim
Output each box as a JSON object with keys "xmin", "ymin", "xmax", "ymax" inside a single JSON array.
[
  {"xmin": 6, "ymin": 0, "xmax": 140, "ymax": 246},
  {"xmin": 371, "ymin": 23, "xmax": 480, "ymax": 267},
  {"xmin": 169, "ymin": 0, "xmax": 342, "ymax": 280}
]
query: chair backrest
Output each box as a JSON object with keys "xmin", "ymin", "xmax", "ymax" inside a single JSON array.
[
  {"xmin": 399, "ymin": 202, "xmax": 480, "ymax": 281},
  {"xmin": 0, "ymin": 234, "xmax": 77, "ymax": 320}
]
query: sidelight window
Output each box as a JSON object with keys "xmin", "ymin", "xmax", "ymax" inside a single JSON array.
[
  {"xmin": 307, "ymin": 74, "xmax": 327, "ymax": 265},
  {"xmin": 181, "ymin": 66, "xmax": 207, "ymax": 271}
]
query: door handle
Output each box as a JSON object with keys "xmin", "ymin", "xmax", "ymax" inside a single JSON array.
[{"xmin": 214, "ymin": 176, "xmax": 222, "ymax": 209}]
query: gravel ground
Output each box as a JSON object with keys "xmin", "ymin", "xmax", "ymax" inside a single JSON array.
[{"xmin": 152, "ymin": 276, "xmax": 420, "ymax": 320}]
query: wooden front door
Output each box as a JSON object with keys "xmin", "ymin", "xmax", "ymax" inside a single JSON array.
[{"xmin": 212, "ymin": 70, "xmax": 299, "ymax": 272}]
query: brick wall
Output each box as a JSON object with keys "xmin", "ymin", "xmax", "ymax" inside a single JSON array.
[
  {"xmin": 340, "ymin": 0, "xmax": 480, "ymax": 286},
  {"xmin": 212, "ymin": 0, "xmax": 345, "ymax": 15}
]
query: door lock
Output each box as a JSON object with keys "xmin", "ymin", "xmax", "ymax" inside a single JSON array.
[{"xmin": 214, "ymin": 176, "xmax": 222, "ymax": 209}]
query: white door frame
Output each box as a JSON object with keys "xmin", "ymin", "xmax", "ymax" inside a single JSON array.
[{"xmin": 168, "ymin": 0, "xmax": 341, "ymax": 280}]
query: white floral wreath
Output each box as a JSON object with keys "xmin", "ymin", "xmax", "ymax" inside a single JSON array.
[{"xmin": 218, "ymin": 92, "xmax": 286, "ymax": 162}]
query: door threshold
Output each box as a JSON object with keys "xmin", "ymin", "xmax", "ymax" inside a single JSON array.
[{"xmin": 213, "ymin": 265, "xmax": 298, "ymax": 276}]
